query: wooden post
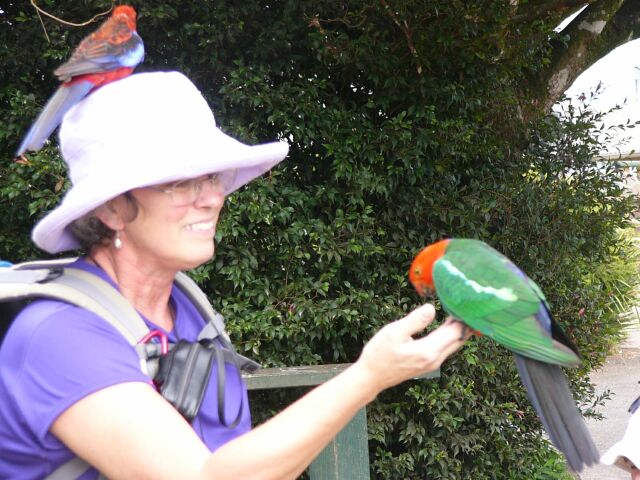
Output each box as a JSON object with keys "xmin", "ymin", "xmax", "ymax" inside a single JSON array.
[
  {"xmin": 243, "ymin": 364, "xmax": 440, "ymax": 480},
  {"xmin": 308, "ymin": 408, "xmax": 370, "ymax": 480}
]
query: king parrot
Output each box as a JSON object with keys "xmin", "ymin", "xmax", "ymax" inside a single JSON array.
[
  {"xmin": 409, "ymin": 238, "xmax": 599, "ymax": 472},
  {"xmin": 15, "ymin": 5, "xmax": 144, "ymax": 157}
]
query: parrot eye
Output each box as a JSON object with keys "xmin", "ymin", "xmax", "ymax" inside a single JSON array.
[{"xmin": 413, "ymin": 268, "xmax": 421, "ymax": 276}]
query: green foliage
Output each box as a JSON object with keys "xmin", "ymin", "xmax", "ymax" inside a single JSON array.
[{"xmin": 1, "ymin": 1, "xmax": 638, "ymax": 477}]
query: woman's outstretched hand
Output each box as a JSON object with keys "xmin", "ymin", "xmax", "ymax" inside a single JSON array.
[{"xmin": 355, "ymin": 304, "xmax": 469, "ymax": 393}]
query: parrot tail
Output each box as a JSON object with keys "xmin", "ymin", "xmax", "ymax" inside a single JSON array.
[
  {"xmin": 16, "ymin": 81, "xmax": 94, "ymax": 157},
  {"xmin": 513, "ymin": 354, "xmax": 599, "ymax": 472}
]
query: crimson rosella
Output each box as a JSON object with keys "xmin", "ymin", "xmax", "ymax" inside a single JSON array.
[
  {"xmin": 409, "ymin": 238, "xmax": 599, "ymax": 472},
  {"xmin": 16, "ymin": 5, "xmax": 144, "ymax": 157}
]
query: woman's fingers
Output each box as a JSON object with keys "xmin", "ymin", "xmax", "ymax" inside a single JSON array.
[
  {"xmin": 391, "ymin": 303, "xmax": 436, "ymax": 338},
  {"xmin": 358, "ymin": 307, "xmax": 469, "ymax": 393},
  {"xmin": 432, "ymin": 319, "xmax": 470, "ymax": 361},
  {"xmin": 406, "ymin": 317, "xmax": 468, "ymax": 370}
]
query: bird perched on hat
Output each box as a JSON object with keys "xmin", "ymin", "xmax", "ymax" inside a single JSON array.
[{"xmin": 15, "ymin": 5, "xmax": 144, "ymax": 157}]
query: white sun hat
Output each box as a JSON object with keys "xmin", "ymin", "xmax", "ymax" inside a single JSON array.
[
  {"xmin": 31, "ymin": 71, "xmax": 289, "ymax": 253},
  {"xmin": 601, "ymin": 408, "xmax": 640, "ymax": 473}
]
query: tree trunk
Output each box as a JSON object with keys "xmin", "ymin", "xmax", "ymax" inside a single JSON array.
[{"xmin": 521, "ymin": 0, "xmax": 640, "ymax": 122}]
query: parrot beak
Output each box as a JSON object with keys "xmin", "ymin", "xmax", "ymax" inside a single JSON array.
[{"xmin": 415, "ymin": 284, "xmax": 434, "ymax": 298}]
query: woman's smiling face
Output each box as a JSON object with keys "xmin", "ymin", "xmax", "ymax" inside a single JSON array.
[{"xmin": 121, "ymin": 174, "xmax": 226, "ymax": 272}]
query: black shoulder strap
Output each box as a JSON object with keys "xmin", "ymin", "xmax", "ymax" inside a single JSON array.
[
  {"xmin": 175, "ymin": 271, "xmax": 260, "ymax": 373},
  {"xmin": 175, "ymin": 271, "xmax": 230, "ymax": 342}
]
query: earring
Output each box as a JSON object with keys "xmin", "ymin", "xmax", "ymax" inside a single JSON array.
[{"xmin": 114, "ymin": 232, "xmax": 123, "ymax": 249}]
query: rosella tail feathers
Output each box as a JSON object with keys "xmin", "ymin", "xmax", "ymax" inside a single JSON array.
[
  {"xmin": 15, "ymin": 5, "xmax": 143, "ymax": 157},
  {"xmin": 15, "ymin": 81, "xmax": 93, "ymax": 156},
  {"xmin": 514, "ymin": 354, "xmax": 599, "ymax": 472}
]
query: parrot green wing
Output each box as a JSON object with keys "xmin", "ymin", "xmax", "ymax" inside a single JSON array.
[{"xmin": 433, "ymin": 239, "xmax": 579, "ymax": 366}]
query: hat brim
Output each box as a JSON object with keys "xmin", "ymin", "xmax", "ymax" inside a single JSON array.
[{"xmin": 32, "ymin": 139, "xmax": 288, "ymax": 253}]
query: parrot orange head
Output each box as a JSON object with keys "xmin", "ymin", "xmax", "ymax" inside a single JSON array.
[
  {"xmin": 409, "ymin": 239, "xmax": 450, "ymax": 296},
  {"xmin": 113, "ymin": 5, "xmax": 137, "ymax": 30}
]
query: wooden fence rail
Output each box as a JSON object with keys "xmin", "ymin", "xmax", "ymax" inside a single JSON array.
[{"xmin": 243, "ymin": 364, "xmax": 440, "ymax": 480}]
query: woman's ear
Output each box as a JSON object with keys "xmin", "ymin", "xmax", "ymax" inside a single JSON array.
[{"xmin": 93, "ymin": 195, "xmax": 130, "ymax": 231}]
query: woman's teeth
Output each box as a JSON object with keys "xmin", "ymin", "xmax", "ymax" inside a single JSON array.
[{"xmin": 186, "ymin": 221, "xmax": 214, "ymax": 232}]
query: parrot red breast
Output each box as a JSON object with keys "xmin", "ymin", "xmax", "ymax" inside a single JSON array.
[
  {"xmin": 15, "ymin": 5, "xmax": 144, "ymax": 157},
  {"xmin": 409, "ymin": 238, "xmax": 599, "ymax": 472}
]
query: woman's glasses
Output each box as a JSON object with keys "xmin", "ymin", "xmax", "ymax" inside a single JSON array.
[{"xmin": 149, "ymin": 173, "xmax": 224, "ymax": 206}]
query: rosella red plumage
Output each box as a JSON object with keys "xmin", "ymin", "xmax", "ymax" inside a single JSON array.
[{"xmin": 16, "ymin": 5, "xmax": 144, "ymax": 157}]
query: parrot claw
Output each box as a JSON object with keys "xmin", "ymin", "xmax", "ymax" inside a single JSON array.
[
  {"xmin": 443, "ymin": 317, "xmax": 480, "ymax": 340},
  {"xmin": 457, "ymin": 322, "xmax": 482, "ymax": 341},
  {"xmin": 459, "ymin": 324, "xmax": 468, "ymax": 341}
]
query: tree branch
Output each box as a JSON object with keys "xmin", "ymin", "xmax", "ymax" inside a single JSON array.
[
  {"xmin": 379, "ymin": 0, "xmax": 423, "ymax": 75},
  {"xmin": 513, "ymin": 0, "xmax": 598, "ymax": 25},
  {"xmin": 523, "ymin": 0, "xmax": 640, "ymax": 120}
]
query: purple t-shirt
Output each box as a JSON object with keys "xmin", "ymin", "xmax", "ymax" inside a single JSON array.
[{"xmin": 0, "ymin": 258, "xmax": 251, "ymax": 479}]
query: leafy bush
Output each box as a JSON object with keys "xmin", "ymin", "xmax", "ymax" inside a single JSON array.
[{"xmin": 1, "ymin": 2, "xmax": 638, "ymax": 477}]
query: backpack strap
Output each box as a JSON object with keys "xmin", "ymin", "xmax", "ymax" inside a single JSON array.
[
  {"xmin": 1, "ymin": 261, "xmax": 151, "ymax": 374},
  {"xmin": 59, "ymin": 268, "xmax": 149, "ymax": 343},
  {"xmin": 1, "ymin": 259, "xmax": 255, "ymax": 478},
  {"xmin": 175, "ymin": 272, "xmax": 260, "ymax": 373},
  {"xmin": 1, "ymin": 260, "xmax": 140, "ymax": 480},
  {"xmin": 1, "ymin": 264, "xmax": 147, "ymax": 341},
  {"xmin": 44, "ymin": 457, "xmax": 106, "ymax": 480},
  {"xmin": 175, "ymin": 272, "xmax": 229, "ymax": 341}
]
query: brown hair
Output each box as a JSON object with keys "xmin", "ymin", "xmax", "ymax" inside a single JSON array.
[{"xmin": 68, "ymin": 192, "xmax": 139, "ymax": 251}]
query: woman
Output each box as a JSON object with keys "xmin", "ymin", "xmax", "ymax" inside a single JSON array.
[{"xmin": 0, "ymin": 71, "xmax": 468, "ymax": 479}]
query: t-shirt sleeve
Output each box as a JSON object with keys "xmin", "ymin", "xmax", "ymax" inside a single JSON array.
[{"xmin": 3, "ymin": 299, "xmax": 151, "ymax": 443}]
